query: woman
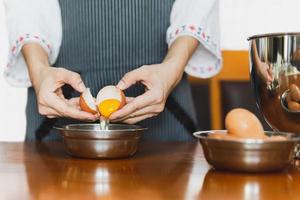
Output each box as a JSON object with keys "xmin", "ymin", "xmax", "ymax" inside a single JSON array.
[{"xmin": 4, "ymin": 0, "xmax": 221, "ymax": 141}]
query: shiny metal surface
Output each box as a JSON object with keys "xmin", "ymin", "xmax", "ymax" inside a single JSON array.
[
  {"xmin": 54, "ymin": 124, "xmax": 146, "ymax": 159},
  {"xmin": 194, "ymin": 130, "xmax": 300, "ymax": 172},
  {"xmin": 248, "ymin": 32, "xmax": 300, "ymax": 40},
  {"xmin": 280, "ymin": 89, "xmax": 300, "ymax": 113},
  {"xmin": 248, "ymin": 32, "xmax": 300, "ymax": 133}
]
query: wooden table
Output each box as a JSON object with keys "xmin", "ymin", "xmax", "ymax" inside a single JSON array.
[{"xmin": 0, "ymin": 141, "xmax": 300, "ymax": 200}]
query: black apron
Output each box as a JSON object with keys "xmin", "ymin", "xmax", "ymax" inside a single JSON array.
[{"xmin": 26, "ymin": 0, "xmax": 198, "ymax": 141}]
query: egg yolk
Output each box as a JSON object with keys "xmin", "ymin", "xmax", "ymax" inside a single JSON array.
[{"xmin": 97, "ymin": 99, "xmax": 121, "ymax": 118}]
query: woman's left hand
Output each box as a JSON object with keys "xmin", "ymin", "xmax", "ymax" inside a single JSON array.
[
  {"xmin": 110, "ymin": 36, "xmax": 199, "ymax": 124},
  {"xmin": 109, "ymin": 62, "xmax": 183, "ymax": 124}
]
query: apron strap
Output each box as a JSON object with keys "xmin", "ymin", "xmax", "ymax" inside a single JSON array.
[
  {"xmin": 35, "ymin": 118, "xmax": 58, "ymax": 141},
  {"xmin": 165, "ymin": 95, "xmax": 198, "ymax": 135}
]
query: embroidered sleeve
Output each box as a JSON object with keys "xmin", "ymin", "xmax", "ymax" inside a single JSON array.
[
  {"xmin": 167, "ymin": 0, "xmax": 222, "ymax": 78},
  {"xmin": 3, "ymin": 0, "xmax": 62, "ymax": 87}
]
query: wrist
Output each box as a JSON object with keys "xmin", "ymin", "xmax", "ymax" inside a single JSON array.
[
  {"xmin": 22, "ymin": 43, "xmax": 51, "ymax": 89},
  {"xmin": 29, "ymin": 63, "xmax": 51, "ymax": 91},
  {"xmin": 164, "ymin": 36, "xmax": 198, "ymax": 67},
  {"xmin": 163, "ymin": 50, "xmax": 187, "ymax": 74},
  {"xmin": 162, "ymin": 36, "xmax": 199, "ymax": 89},
  {"xmin": 161, "ymin": 59, "xmax": 185, "ymax": 90}
]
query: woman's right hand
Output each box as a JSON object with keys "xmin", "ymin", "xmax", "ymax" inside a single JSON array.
[{"xmin": 22, "ymin": 43, "xmax": 98, "ymax": 121}]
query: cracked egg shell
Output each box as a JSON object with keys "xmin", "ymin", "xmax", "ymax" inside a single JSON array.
[
  {"xmin": 79, "ymin": 88, "xmax": 98, "ymax": 114},
  {"xmin": 96, "ymin": 85, "xmax": 125, "ymax": 118}
]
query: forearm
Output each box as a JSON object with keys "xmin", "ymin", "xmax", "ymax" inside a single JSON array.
[
  {"xmin": 164, "ymin": 36, "xmax": 199, "ymax": 67},
  {"xmin": 112, "ymin": 36, "xmax": 199, "ymax": 123},
  {"xmin": 251, "ymin": 41, "xmax": 261, "ymax": 65},
  {"xmin": 22, "ymin": 43, "xmax": 50, "ymax": 87},
  {"xmin": 163, "ymin": 36, "xmax": 199, "ymax": 86}
]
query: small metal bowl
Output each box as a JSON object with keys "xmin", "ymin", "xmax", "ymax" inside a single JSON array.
[
  {"xmin": 54, "ymin": 124, "xmax": 147, "ymax": 159},
  {"xmin": 194, "ymin": 130, "xmax": 300, "ymax": 172}
]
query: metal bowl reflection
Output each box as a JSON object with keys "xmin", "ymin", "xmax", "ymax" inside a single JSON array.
[
  {"xmin": 248, "ymin": 32, "xmax": 300, "ymax": 133},
  {"xmin": 55, "ymin": 124, "xmax": 146, "ymax": 159},
  {"xmin": 194, "ymin": 130, "xmax": 300, "ymax": 172}
]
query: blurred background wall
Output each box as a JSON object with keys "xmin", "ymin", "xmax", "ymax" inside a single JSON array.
[{"xmin": 0, "ymin": 0, "xmax": 300, "ymax": 141}]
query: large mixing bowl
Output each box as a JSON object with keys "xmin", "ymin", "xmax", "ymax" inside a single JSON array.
[
  {"xmin": 248, "ymin": 33, "xmax": 300, "ymax": 134},
  {"xmin": 55, "ymin": 124, "xmax": 146, "ymax": 159}
]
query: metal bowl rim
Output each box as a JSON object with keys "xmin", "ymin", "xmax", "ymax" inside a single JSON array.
[
  {"xmin": 247, "ymin": 32, "xmax": 300, "ymax": 41},
  {"xmin": 54, "ymin": 123, "xmax": 147, "ymax": 132},
  {"xmin": 193, "ymin": 130, "xmax": 300, "ymax": 144}
]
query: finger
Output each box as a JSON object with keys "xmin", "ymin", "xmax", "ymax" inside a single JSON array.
[
  {"xmin": 46, "ymin": 115, "xmax": 59, "ymax": 119},
  {"xmin": 110, "ymin": 111, "xmax": 158, "ymax": 122},
  {"xmin": 117, "ymin": 67, "xmax": 147, "ymax": 90},
  {"xmin": 38, "ymin": 105, "xmax": 61, "ymax": 116},
  {"xmin": 110, "ymin": 116, "xmax": 129, "ymax": 123},
  {"xmin": 62, "ymin": 99, "xmax": 80, "ymax": 110},
  {"xmin": 109, "ymin": 96, "xmax": 145, "ymax": 121},
  {"xmin": 55, "ymin": 88, "xmax": 66, "ymax": 99},
  {"xmin": 126, "ymin": 97, "xmax": 134, "ymax": 103},
  {"xmin": 130, "ymin": 104, "xmax": 163, "ymax": 117},
  {"xmin": 67, "ymin": 97, "xmax": 80, "ymax": 107},
  {"xmin": 121, "ymin": 114, "xmax": 156, "ymax": 124},
  {"xmin": 267, "ymin": 68, "xmax": 273, "ymax": 78},
  {"xmin": 58, "ymin": 68, "xmax": 86, "ymax": 92},
  {"xmin": 109, "ymin": 91, "xmax": 156, "ymax": 120},
  {"xmin": 111, "ymin": 104, "xmax": 162, "ymax": 122},
  {"xmin": 94, "ymin": 113, "xmax": 100, "ymax": 119},
  {"xmin": 47, "ymin": 94, "xmax": 97, "ymax": 121},
  {"xmin": 67, "ymin": 97, "xmax": 99, "ymax": 120}
]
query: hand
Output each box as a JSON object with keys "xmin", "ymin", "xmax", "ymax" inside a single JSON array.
[
  {"xmin": 251, "ymin": 41, "xmax": 273, "ymax": 85},
  {"xmin": 110, "ymin": 62, "xmax": 183, "ymax": 124},
  {"xmin": 110, "ymin": 36, "xmax": 199, "ymax": 124},
  {"xmin": 256, "ymin": 61, "xmax": 273, "ymax": 85},
  {"xmin": 32, "ymin": 66, "xmax": 98, "ymax": 121},
  {"xmin": 23, "ymin": 43, "xmax": 98, "ymax": 121}
]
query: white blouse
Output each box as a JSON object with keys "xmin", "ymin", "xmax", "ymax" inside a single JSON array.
[{"xmin": 3, "ymin": 0, "xmax": 221, "ymax": 87}]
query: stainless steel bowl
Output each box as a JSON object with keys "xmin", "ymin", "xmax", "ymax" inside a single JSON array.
[
  {"xmin": 54, "ymin": 124, "xmax": 146, "ymax": 159},
  {"xmin": 194, "ymin": 130, "xmax": 300, "ymax": 172},
  {"xmin": 248, "ymin": 32, "xmax": 300, "ymax": 133}
]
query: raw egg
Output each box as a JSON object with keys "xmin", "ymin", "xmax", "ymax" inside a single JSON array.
[
  {"xmin": 79, "ymin": 88, "xmax": 97, "ymax": 114},
  {"xmin": 225, "ymin": 108, "xmax": 265, "ymax": 139},
  {"xmin": 96, "ymin": 85, "xmax": 125, "ymax": 118},
  {"xmin": 79, "ymin": 85, "xmax": 125, "ymax": 118}
]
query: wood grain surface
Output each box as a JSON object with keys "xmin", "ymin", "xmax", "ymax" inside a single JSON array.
[{"xmin": 0, "ymin": 141, "xmax": 299, "ymax": 200}]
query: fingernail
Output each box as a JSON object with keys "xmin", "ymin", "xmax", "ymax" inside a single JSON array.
[
  {"xmin": 90, "ymin": 116, "xmax": 98, "ymax": 122},
  {"xmin": 117, "ymin": 80, "xmax": 125, "ymax": 90},
  {"xmin": 78, "ymin": 82, "xmax": 86, "ymax": 92}
]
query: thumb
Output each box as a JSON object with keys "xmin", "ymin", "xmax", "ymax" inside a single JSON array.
[
  {"xmin": 117, "ymin": 67, "xmax": 147, "ymax": 90},
  {"xmin": 59, "ymin": 68, "xmax": 86, "ymax": 92}
]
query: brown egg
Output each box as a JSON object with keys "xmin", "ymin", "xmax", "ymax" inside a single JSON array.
[
  {"xmin": 208, "ymin": 132, "xmax": 225, "ymax": 139},
  {"xmin": 209, "ymin": 131, "xmax": 241, "ymax": 141},
  {"xmin": 225, "ymin": 108, "xmax": 264, "ymax": 139},
  {"xmin": 265, "ymin": 135, "xmax": 287, "ymax": 141},
  {"xmin": 287, "ymin": 101, "xmax": 300, "ymax": 112},
  {"xmin": 290, "ymin": 84, "xmax": 300, "ymax": 102}
]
